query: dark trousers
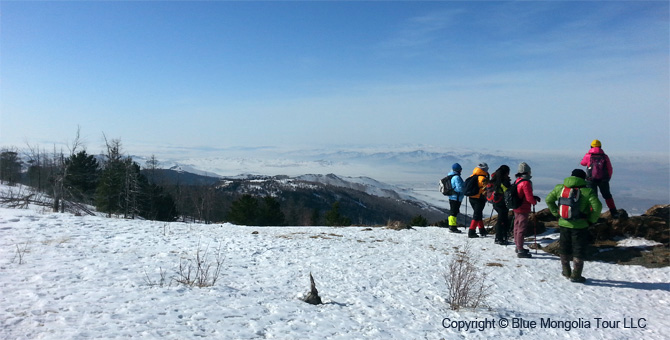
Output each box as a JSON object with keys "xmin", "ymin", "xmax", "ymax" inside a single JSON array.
[
  {"xmin": 588, "ymin": 179, "xmax": 613, "ymax": 200},
  {"xmin": 469, "ymin": 196, "xmax": 487, "ymax": 220},
  {"xmin": 559, "ymin": 227, "xmax": 590, "ymax": 259},
  {"xmin": 449, "ymin": 200, "xmax": 461, "ymax": 217},
  {"xmin": 493, "ymin": 202, "xmax": 509, "ymax": 241}
]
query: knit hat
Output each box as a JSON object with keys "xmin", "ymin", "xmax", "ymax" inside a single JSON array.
[
  {"xmin": 477, "ymin": 162, "xmax": 489, "ymax": 172},
  {"xmin": 571, "ymin": 169, "xmax": 587, "ymax": 179},
  {"xmin": 591, "ymin": 139, "xmax": 602, "ymax": 148},
  {"xmin": 517, "ymin": 162, "xmax": 531, "ymax": 175},
  {"xmin": 452, "ymin": 163, "xmax": 462, "ymax": 172}
]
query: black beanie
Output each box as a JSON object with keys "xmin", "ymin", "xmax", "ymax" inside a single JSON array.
[{"xmin": 571, "ymin": 169, "xmax": 587, "ymax": 179}]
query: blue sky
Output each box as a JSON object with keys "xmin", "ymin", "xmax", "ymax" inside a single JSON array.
[{"xmin": 1, "ymin": 1, "xmax": 668, "ymax": 156}]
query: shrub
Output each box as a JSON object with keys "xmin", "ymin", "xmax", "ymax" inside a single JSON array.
[
  {"xmin": 410, "ymin": 214, "xmax": 428, "ymax": 227},
  {"xmin": 174, "ymin": 242, "xmax": 224, "ymax": 288},
  {"xmin": 444, "ymin": 242, "xmax": 492, "ymax": 310}
]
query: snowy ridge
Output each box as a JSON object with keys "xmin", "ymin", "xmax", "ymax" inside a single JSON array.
[
  {"xmin": 214, "ymin": 173, "xmax": 442, "ymax": 217},
  {"xmin": 295, "ymin": 174, "xmax": 417, "ymax": 202}
]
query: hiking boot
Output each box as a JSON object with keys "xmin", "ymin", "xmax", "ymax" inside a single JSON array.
[
  {"xmin": 449, "ymin": 226, "xmax": 462, "ymax": 233},
  {"xmin": 468, "ymin": 229, "xmax": 479, "ymax": 238},
  {"xmin": 570, "ymin": 258, "xmax": 586, "ymax": 283},
  {"xmin": 560, "ymin": 255, "xmax": 572, "ymax": 279},
  {"xmin": 498, "ymin": 239, "xmax": 509, "ymax": 246},
  {"xmin": 517, "ymin": 252, "xmax": 532, "ymax": 258},
  {"xmin": 609, "ymin": 209, "xmax": 620, "ymax": 219},
  {"xmin": 515, "ymin": 248, "xmax": 530, "ymax": 254},
  {"xmin": 479, "ymin": 228, "xmax": 488, "ymax": 237},
  {"xmin": 570, "ymin": 276, "xmax": 586, "ymax": 283}
]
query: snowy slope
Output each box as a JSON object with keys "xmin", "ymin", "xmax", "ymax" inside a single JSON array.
[
  {"xmin": 1, "ymin": 207, "xmax": 668, "ymax": 339},
  {"xmin": 296, "ymin": 174, "xmax": 418, "ymax": 202}
]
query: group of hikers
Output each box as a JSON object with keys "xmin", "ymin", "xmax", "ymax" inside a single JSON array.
[{"xmin": 440, "ymin": 139, "xmax": 618, "ymax": 283}]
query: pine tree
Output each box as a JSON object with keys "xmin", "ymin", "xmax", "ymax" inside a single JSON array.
[
  {"xmin": 324, "ymin": 202, "xmax": 351, "ymax": 226},
  {"xmin": 259, "ymin": 196, "xmax": 285, "ymax": 226},
  {"xmin": 228, "ymin": 194, "xmax": 259, "ymax": 225},
  {"xmin": 140, "ymin": 182, "xmax": 178, "ymax": 222},
  {"xmin": 64, "ymin": 150, "xmax": 99, "ymax": 203},
  {"xmin": 95, "ymin": 139, "xmax": 126, "ymax": 217},
  {"xmin": 0, "ymin": 150, "xmax": 22, "ymax": 185}
]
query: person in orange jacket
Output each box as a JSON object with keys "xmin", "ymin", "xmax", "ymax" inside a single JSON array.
[{"xmin": 467, "ymin": 163, "xmax": 490, "ymax": 238}]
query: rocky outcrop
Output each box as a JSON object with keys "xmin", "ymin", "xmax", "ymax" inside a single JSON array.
[
  {"xmin": 591, "ymin": 205, "xmax": 668, "ymax": 244},
  {"xmin": 485, "ymin": 205, "xmax": 669, "ymax": 267}
]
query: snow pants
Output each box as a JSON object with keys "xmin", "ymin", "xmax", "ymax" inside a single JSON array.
[
  {"xmin": 493, "ymin": 202, "xmax": 509, "ymax": 241},
  {"xmin": 513, "ymin": 212, "xmax": 530, "ymax": 251},
  {"xmin": 559, "ymin": 226, "xmax": 590, "ymax": 259},
  {"xmin": 449, "ymin": 200, "xmax": 461, "ymax": 218},
  {"xmin": 588, "ymin": 179, "xmax": 613, "ymax": 200},
  {"xmin": 469, "ymin": 195, "xmax": 486, "ymax": 221}
]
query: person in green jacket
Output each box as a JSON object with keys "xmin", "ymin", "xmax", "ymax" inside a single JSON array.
[{"xmin": 546, "ymin": 169, "xmax": 602, "ymax": 283}]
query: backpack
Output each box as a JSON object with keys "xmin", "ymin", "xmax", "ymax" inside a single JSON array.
[
  {"xmin": 463, "ymin": 175, "xmax": 482, "ymax": 197},
  {"xmin": 439, "ymin": 174, "xmax": 456, "ymax": 196},
  {"xmin": 587, "ymin": 153, "xmax": 609, "ymax": 180},
  {"xmin": 504, "ymin": 179, "xmax": 528, "ymax": 209},
  {"xmin": 485, "ymin": 182, "xmax": 503, "ymax": 203},
  {"xmin": 558, "ymin": 186, "xmax": 582, "ymax": 220}
]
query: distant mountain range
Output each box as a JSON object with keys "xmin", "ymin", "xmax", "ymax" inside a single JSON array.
[
  {"xmin": 147, "ymin": 169, "xmax": 452, "ymax": 225},
  {"xmin": 142, "ymin": 146, "xmax": 668, "ymax": 216}
]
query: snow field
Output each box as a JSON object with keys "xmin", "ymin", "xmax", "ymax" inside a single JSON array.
[{"xmin": 1, "ymin": 207, "xmax": 668, "ymax": 339}]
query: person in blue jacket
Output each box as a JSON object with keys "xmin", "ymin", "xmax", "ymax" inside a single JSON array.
[{"xmin": 447, "ymin": 163, "xmax": 465, "ymax": 233}]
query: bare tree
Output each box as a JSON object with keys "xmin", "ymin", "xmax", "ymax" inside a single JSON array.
[
  {"xmin": 24, "ymin": 143, "xmax": 46, "ymax": 191},
  {"xmin": 145, "ymin": 155, "xmax": 162, "ymax": 185},
  {"xmin": 49, "ymin": 145, "xmax": 66, "ymax": 212}
]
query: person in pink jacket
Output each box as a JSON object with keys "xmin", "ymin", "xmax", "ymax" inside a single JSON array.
[
  {"xmin": 580, "ymin": 139, "xmax": 619, "ymax": 218},
  {"xmin": 513, "ymin": 162, "xmax": 541, "ymax": 258}
]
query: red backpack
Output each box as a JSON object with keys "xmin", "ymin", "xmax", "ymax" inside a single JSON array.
[
  {"xmin": 558, "ymin": 186, "xmax": 582, "ymax": 220},
  {"xmin": 485, "ymin": 182, "xmax": 502, "ymax": 203}
]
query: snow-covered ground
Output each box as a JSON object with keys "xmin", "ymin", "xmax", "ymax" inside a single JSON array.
[{"xmin": 1, "ymin": 206, "xmax": 668, "ymax": 339}]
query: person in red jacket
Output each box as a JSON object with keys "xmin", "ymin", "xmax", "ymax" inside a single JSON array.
[
  {"xmin": 580, "ymin": 139, "xmax": 619, "ymax": 218},
  {"xmin": 513, "ymin": 162, "xmax": 541, "ymax": 258}
]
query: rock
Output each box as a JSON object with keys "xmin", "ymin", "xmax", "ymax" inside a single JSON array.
[
  {"xmin": 596, "ymin": 205, "xmax": 669, "ymax": 244},
  {"xmin": 302, "ymin": 273, "xmax": 322, "ymax": 305},
  {"xmin": 644, "ymin": 205, "xmax": 669, "ymax": 218},
  {"xmin": 385, "ymin": 220, "xmax": 413, "ymax": 231}
]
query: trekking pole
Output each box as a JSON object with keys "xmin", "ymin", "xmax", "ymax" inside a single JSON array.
[
  {"xmin": 486, "ymin": 202, "xmax": 494, "ymax": 234},
  {"xmin": 464, "ymin": 196, "xmax": 469, "ymax": 230},
  {"xmin": 488, "ymin": 203, "xmax": 494, "ymax": 225},
  {"xmin": 533, "ymin": 205, "xmax": 538, "ymax": 254}
]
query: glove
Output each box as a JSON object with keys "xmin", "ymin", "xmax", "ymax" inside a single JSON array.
[{"xmin": 534, "ymin": 196, "xmax": 541, "ymax": 203}]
